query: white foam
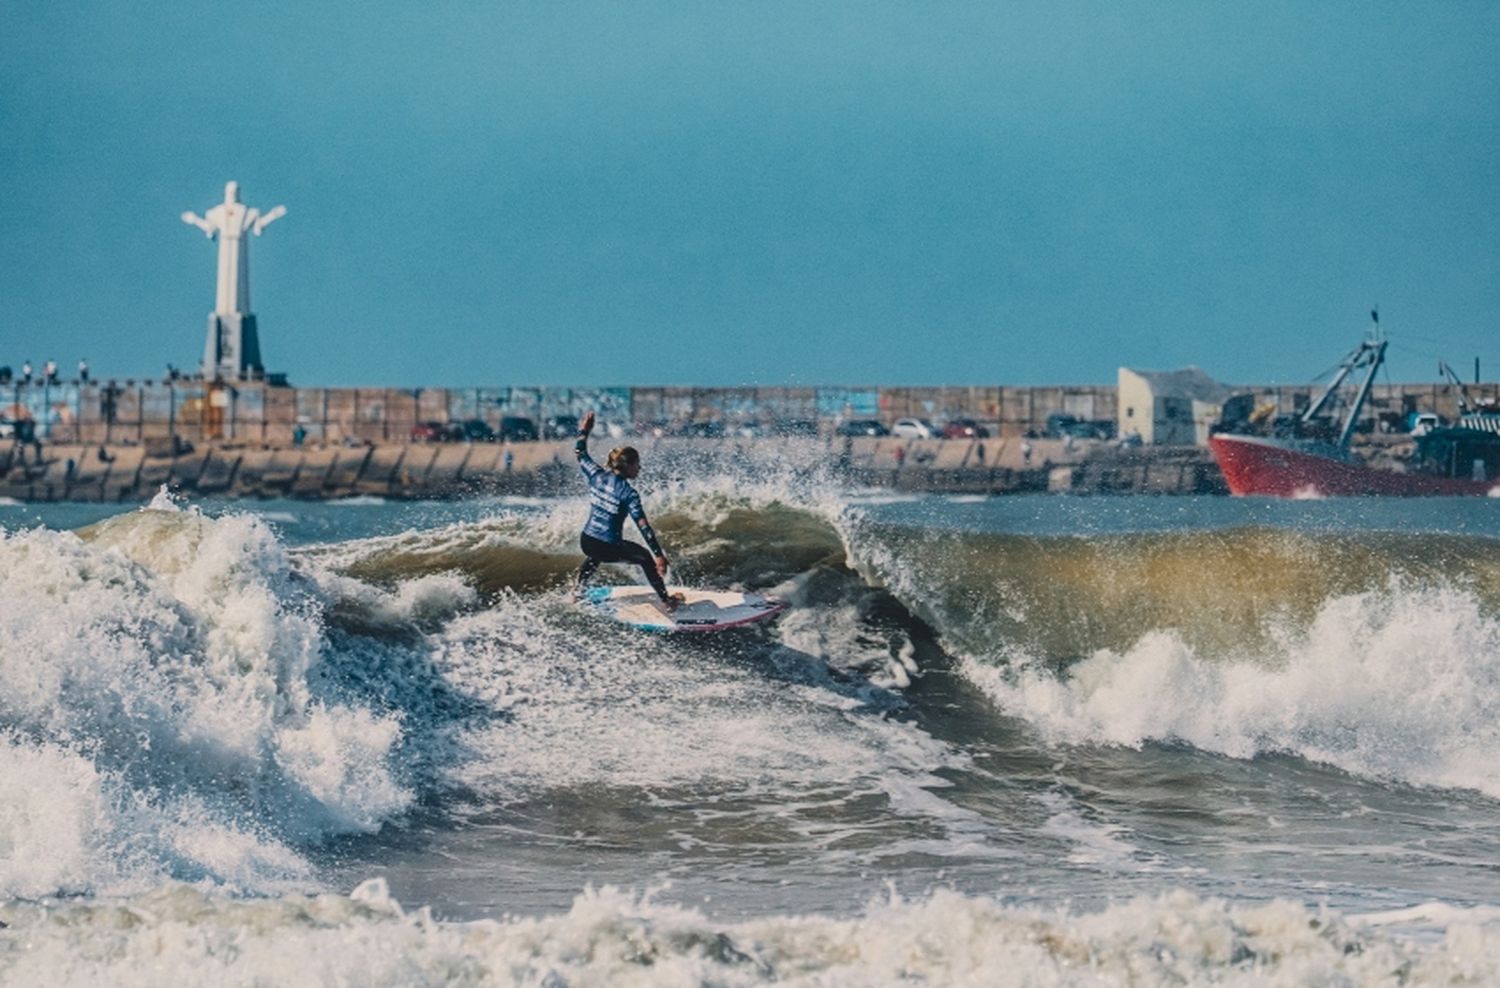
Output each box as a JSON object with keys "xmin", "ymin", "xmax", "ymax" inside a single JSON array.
[
  {"xmin": 774, "ymin": 600, "xmax": 917, "ymax": 690},
  {"xmin": 0, "ymin": 734, "xmax": 113, "ymax": 897},
  {"xmin": 3, "ymin": 882, "xmax": 1499, "ymax": 986},
  {"xmin": 0, "ymin": 505, "xmax": 412, "ymax": 897},
  {"xmin": 425, "ymin": 594, "xmax": 986, "ymax": 859},
  {"xmin": 1037, "ymin": 791, "xmax": 1153, "ymax": 871},
  {"xmin": 964, "ymin": 583, "xmax": 1500, "ymax": 797},
  {"xmin": 145, "ymin": 483, "xmax": 180, "ymax": 511},
  {"xmin": 313, "ymin": 568, "xmax": 477, "ymax": 629}
]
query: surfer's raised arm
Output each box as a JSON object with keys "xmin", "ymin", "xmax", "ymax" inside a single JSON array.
[{"xmin": 575, "ymin": 411, "xmax": 602, "ymax": 478}]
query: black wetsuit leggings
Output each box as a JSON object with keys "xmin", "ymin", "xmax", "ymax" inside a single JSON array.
[{"xmin": 578, "ymin": 533, "xmax": 669, "ymax": 600}]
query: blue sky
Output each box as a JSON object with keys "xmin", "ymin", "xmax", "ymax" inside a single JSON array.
[{"xmin": 2, "ymin": 1, "xmax": 1497, "ymax": 387}]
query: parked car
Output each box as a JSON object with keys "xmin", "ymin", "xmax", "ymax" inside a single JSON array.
[
  {"xmin": 499, "ymin": 416, "xmax": 538, "ymax": 442},
  {"xmin": 1045, "ymin": 413, "xmax": 1110, "ymax": 440},
  {"xmin": 459, "ymin": 418, "xmax": 496, "ymax": 442},
  {"xmin": 1408, "ymin": 412, "xmax": 1439, "ymax": 437},
  {"xmin": 891, "ymin": 417, "xmax": 939, "ymax": 439},
  {"xmin": 1044, "ymin": 413, "xmax": 1081, "ymax": 439},
  {"xmin": 410, "ymin": 420, "xmax": 460, "ymax": 442},
  {"xmin": 543, "ymin": 415, "xmax": 580, "ymax": 440},
  {"xmin": 941, "ymin": 418, "xmax": 991, "ymax": 439},
  {"xmin": 835, "ymin": 419, "xmax": 889, "ymax": 437}
]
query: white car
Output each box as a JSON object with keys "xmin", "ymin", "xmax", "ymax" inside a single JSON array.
[{"xmin": 891, "ymin": 417, "xmax": 939, "ymax": 439}]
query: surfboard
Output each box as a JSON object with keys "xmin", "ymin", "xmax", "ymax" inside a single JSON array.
[{"xmin": 580, "ymin": 585, "xmax": 786, "ymax": 633}]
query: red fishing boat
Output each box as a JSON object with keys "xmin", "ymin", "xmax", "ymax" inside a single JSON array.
[{"xmin": 1210, "ymin": 335, "xmax": 1500, "ymax": 498}]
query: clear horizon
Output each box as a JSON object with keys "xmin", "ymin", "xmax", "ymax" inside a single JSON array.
[{"xmin": 2, "ymin": 2, "xmax": 1497, "ymax": 389}]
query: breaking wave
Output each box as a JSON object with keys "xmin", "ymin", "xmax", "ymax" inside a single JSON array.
[
  {"xmin": 849, "ymin": 520, "xmax": 1500, "ymax": 798},
  {"xmin": 0, "ymin": 481, "xmax": 930, "ymax": 901},
  {"xmin": 962, "ymin": 581, "xmax": 1500, "ymax": 797},
  {"xmin": 0, "ymin": 500, "xmax": 412, "ymax": 898}
]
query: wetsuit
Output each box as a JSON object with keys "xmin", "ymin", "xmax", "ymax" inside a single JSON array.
[{"xmin": 575, "ymin": 433, "xmax": 670, "ymax": 601}]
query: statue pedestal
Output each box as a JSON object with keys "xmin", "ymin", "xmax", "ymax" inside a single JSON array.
[{"xmin": 204, "ymin": 312, "xmax": 263, "ymax": 381}]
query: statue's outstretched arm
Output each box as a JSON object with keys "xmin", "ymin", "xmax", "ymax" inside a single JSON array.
[
  {"xmin": 181, "ymin": 211, "xmax": 216, "ymax": 237},
  {"xmin": 253, "ymin": 205, "xmax": 286, "ymax": 235}
]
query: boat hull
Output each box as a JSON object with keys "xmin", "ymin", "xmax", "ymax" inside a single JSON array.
[{"xmin": 1209, "ymin": 434, "xmax": 1497, "ymax": 497}]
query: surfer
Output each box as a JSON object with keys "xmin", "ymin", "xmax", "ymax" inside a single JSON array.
[{"xmin": 573, "ymin": 411, "xmax": 684, "ymax": 611}]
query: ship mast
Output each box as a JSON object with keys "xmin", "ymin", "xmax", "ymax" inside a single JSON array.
[
  {"xmin": 1438, "ymin": 361, "xmax": 1478, "ymax": 414},
  {"xmin": 1300, "ymin": 311, "xmax": 1387, "ymax": 448}
]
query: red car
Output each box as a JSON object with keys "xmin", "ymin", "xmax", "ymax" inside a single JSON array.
[
  {"xmin": 410, "ymin": 421, "xmax": 461, "ymax": 442},
  {"xmin": 942, "ymin": 418, "xmax": 991, "ymax": 438}
]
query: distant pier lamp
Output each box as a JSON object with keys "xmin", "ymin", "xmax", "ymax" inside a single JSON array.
[{"xmin": 182, "ymin": 181, "xmax": 286, "ymax": 382}]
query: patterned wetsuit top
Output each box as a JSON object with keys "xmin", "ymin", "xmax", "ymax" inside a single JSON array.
[{"xmin": 576, "ymin": 435, "xmax": 663, "ymax": 554}]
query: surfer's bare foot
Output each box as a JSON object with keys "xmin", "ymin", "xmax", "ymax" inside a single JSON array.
[{"xmin": 662, "ymin": 592, "xmax": 687, "ymax": 613}]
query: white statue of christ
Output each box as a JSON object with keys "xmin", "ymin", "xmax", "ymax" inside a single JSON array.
[{"xmin": 182, "ymin": 181, "xmax": 286, "ymax": 380}]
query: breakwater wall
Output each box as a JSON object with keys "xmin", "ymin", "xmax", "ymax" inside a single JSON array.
[
  {"xmin": 0, "ymin": 437, "xmax": 1228, "ymax": 503},
  {"xmin": 6, "ymin": 378, "xmax": 1494, "ymax": 448}
]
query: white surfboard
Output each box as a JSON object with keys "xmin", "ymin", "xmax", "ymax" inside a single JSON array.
[{"xmin": 580, "ymin": 586, "xmax": 786, "ymax": 632}]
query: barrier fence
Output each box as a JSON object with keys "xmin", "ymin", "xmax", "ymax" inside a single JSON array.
[{"xmin": 3, "ymin": 379, "xmax": 1494, "ymax": 447}]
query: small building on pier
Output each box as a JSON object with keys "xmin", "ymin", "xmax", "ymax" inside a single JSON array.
[{"xmin": 1117, "ymin": 366, "xmax": 1232, "ymax": 445}]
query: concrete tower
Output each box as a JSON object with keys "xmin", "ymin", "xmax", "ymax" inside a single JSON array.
[{"xmin": 182, "ymin": 181, "xmax": 286, "ymax": 381}]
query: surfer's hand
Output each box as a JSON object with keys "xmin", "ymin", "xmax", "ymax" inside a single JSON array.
[
  {"xmin": 655, "ymin": 555, "xmax": 669, "ymax": 578},
  {"xmin": 580, "ymin": 411, "xmax": 595, "ymax": 436}
]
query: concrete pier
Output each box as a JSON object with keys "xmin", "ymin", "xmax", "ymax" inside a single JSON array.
[{"xmin": 0, "ymin": 437, "xmax": 1227, "ymax": 503}]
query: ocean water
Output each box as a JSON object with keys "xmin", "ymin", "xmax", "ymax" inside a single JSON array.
[{"xmin": 4, "ymin": 456, "xmax": 1500, "ymax": 985}]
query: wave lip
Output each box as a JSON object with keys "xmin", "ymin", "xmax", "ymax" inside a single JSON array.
[{"xmin": 305, "ymin": 481, "xmax": 852, "ymax": 602}]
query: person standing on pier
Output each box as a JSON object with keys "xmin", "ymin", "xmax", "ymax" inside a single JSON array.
[{"xmin": 571, "ymin": 410, "xmax": 684, "ymax": 612}]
